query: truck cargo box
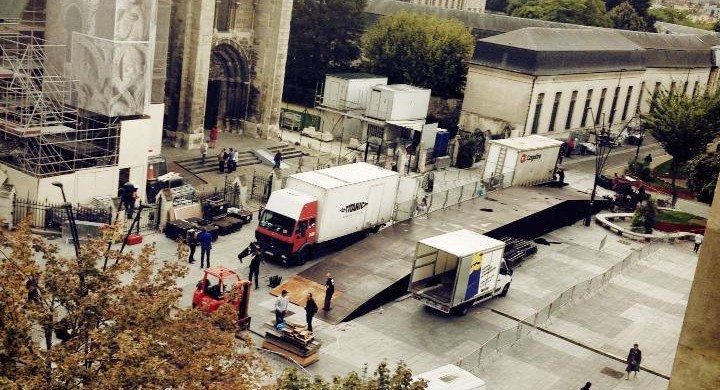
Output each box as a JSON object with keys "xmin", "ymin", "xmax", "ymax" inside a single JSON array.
[
  {"xmin": 285, "ymin": 163, "xmax": 399, "ymax": 243},
  {"xmin": 483, "ymin": 135, "xmax": 562, "ymax": 186}
]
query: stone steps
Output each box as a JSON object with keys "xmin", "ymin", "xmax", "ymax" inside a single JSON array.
[{"xmin": 174, "ymin": 144, "xmax": 303, "ymax": 175}]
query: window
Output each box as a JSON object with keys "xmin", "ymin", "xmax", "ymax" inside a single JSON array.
[
  {"xmin": 595, "ymin": 88, "xmax": 607, "ymax": 125},
  {"xmin": 622, "ymin": 86, "xmax": 633, "ymax": 120},
  {"xmin": 683, "ymin": 81, "xmax": 689, "ymax": 95},
  {"xmin": 650, "ymin": 82, "xmax": 662, "ymax": 112},
  {"xmin": 548, "ymin": 92, "xmax": 561, "ymax": 132},
  {"xmin": 692, "ymin": 80, "xmax": 700, "ymax": 97},
  {"xmin": 608, "ymin": 87, "xmax": 620, "ymax": 124},
  {"xmin": 581, "ymin": 89, "xmax": 593, "ymax": 127},
  {"xmin": 635, "ymin": 82, "xmax": 645, "ymax": 114},
  {"xmin": 530, "ymin": 93, "xmax": 544, "ymax": 134},
  {"xmin": 565, "ymin": 90, "xmax": 578, "ymax": 129}
]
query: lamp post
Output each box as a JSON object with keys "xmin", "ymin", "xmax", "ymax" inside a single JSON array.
[{"xmin": 52, "ymin": 182, "xmax": 80, "ymax": 258}]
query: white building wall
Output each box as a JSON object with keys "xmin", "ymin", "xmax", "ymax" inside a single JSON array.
[{"xmin": 462, "ymin": 64, "xmax": 713, "ymax": 141}]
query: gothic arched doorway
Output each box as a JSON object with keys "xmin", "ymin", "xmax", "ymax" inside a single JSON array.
[{"xmin": 204, "ymin": 43, "xmax": 249, "ymax": 130}]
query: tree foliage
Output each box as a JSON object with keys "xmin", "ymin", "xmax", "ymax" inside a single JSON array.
[
  {"xmin": 631, "ymin": 198, "xmax": 658, "ymax": 233},
  {"xmin": 509, "ymin": 0, "xmax": 612, "ymax": 27},
  {"xmin": 649, "ymin": 7, "xmax": 714, "ymax": 30},
  {"xmin": 285, "ymin": 0, "xmax": 368, "ymax": 89},
  {"xmin": 642, "ymin": 89, "xmax": 720, "ymax": 195},
  {"xmin": 276, "ymin": 361, "xmax": 427, "ymax": 390},
  {"xmin": 608, "ymin": 2, "xmax": 647, "ymax": 31},
  {"xmin": 686, "ymin": 152, "xmax": 720, "ymax": 204},
  {"xmin": 361, "ymin": 11, "xmax": 475, "ymax": 98},
  {"xmin": 0, "ymin": 222, "xmax": 266, "ymax": 389}
]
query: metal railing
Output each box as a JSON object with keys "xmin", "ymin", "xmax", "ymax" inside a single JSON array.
[
  {"xmin": 454, "ymin": 243, "xmax": 658, "ymax": 372},
  {"xmin": 394, "ymin": 171, "xmax": 513, "ymax": 222}
]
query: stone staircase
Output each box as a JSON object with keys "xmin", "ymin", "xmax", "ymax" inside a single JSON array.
[{"xmin": 174, "ymin": 144, "xmax": 303, "ymax": 175}]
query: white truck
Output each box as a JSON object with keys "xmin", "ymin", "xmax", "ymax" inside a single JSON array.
[
  {"xmin": 255, "ymin": 163, "xmax": 399, "ymax": 265},
  {"xmin": 414, "ymin": 364, "xmax": 488, "ymax": 390},
  {"xmin": 483, "ymin": 135, "xmax": 562, "ymax": 187},
  {"xmin": 409, "ymin": 229, "xmax": 512, "ymax": 315}
]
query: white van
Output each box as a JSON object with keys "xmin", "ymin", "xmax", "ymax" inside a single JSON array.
[{"xmin": 414, "ymin": 364, "xmax": 488, "ymax": 390}]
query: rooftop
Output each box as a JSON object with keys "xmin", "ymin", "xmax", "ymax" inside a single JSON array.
[{"xmin": 328, "ymin": 72, "xmax": 387, "ymax": 80}]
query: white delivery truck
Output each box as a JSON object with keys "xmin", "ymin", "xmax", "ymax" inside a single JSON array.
[
  {"xmin": 255, "ymin": 162, "xmax": 399, "ymax": 265},
  {"xmin": 483, "ymin": 135, "xmax": 563, "ymax": 187},
  {"xmin": 409, "ymin": 229, "xmax": 512, "ymax": 315},
  {"xmin": 414, "ymin": 364, "xmax": 488, "ymax": 390}
]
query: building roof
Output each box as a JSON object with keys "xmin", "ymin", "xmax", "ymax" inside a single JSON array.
[
  {"xmin": 328, "ymin": 72, "xmax": 387, "ymax": 80},
  {"xmin": 373, "ymin": 84, "xmax": 429, "ymax": 92},
  {"xmin": 489, "ymin": 135, "xmax": 563, "ymax": 151},
  {"xmin": 655, "ymin": 21, "xmax": 720, "ymax": 37},
  {"xmin": 418, "ymin": 229, "xmax": 505, "ymax": 257},
  {"xmin": 481, "ymin": 27, "xmax": 642, "ymax": 52}
]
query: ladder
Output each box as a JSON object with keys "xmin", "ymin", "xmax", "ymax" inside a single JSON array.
[{"xmin": 493, "ymin": 147, "xmax": 507, "ymax": 177}]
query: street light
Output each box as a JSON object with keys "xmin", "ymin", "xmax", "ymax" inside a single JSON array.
[{"xmin": 52, "ymin": 182, "xmax": 80, "ymax": 258}]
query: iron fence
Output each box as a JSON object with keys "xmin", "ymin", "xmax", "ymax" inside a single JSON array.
[
  {"xmin": 250, "ymin": 174, "xmax": 272, "ymax": 202},
  {"xmin": 454, "ymin": 242, "xmax": 658, "ymax": 373}
]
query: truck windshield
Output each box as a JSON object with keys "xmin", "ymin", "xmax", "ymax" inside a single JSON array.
[{"xmin": 259, "ymin": 210, "xmax": 295, "ymax": 237}]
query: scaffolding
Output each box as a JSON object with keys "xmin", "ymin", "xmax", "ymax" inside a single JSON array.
[{"xmin": 0, "ymin": 31, "xmax": 120, "ymax": 177}]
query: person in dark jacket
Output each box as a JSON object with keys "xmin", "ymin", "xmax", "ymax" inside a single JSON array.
[
  {"xmin": 625, "ymin": 343, "xmax": 642, "ymax": 379},
  {"xmin": 273, "ymin": 151, "xmax": 282, "ymax": 169},
  {"xmin": 238, "ymin": 242, "xmax": 262, "ymax": 289},
  {"xmin": 580, "ymin": 382, "xmax": 592, "ymax": 390},
  {"xmin": 197, "ymin": 228, "xmax": 213, "ymax": 269},
  {"xmin": 305, "ymin": 292, "xmax": 318, "ymax": 332},
  {"xmin": 323, "ymin": 272, "xmax": 334, "ymax": 311},
  {"xmin": 187, "ymin": 229, "xmax": 198, "ymax": 264}
]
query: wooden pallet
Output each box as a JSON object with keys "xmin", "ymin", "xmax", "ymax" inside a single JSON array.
[{"xmin": 262, "ymin": 340, "xmax": 319, "ymax": 367}]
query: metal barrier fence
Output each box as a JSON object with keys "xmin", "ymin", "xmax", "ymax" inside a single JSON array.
[
  {"xmin": 394, "ymin": 171, "xmax": 513, "ymax": 222},
  {"xmin": 455, "ymin": 242, "xmax": 658, "ymax": 372}
]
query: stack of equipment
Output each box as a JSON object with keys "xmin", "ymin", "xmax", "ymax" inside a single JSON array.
[
  {"xmin": 500, "ymin": 237, "xmax": 538, "ymax": 268},
  {"xmin": 228, "ymin": 207, "xmax": 253, "ymax": 224},
  {"xmin": 262, "ymin": 321, "xmax": 321, "ymax": 367},
  {"xmin": 214, "ymin": 216, "xmax": 244, "ymax": 236}
]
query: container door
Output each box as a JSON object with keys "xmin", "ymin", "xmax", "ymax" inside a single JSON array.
[{"xmin": 363, "ymin": 183, "xmax": 384, "ymax": 228}]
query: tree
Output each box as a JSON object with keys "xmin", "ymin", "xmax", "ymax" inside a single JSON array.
[
  {"xmin": 361, "ymin": 12, "xmax": 475, "ymax": 98},
  {"xmin": 642, "ymin": 89, "xmax": 720, "ymax": 199},
  {"xmin": 687, "ymin": 152, "xmax": 720, "ymax": 203},
  {"xmin": 608, "ymin": 2, "xmax": 648, "ymax": 31},
  {"xmin": 509, "ymin": 0, "xmax": 612, "ymax": 27},
  {"xmin": 486, "ymin": 0, "xmax": 510, "ymax": 13},
  {"xmin": 276, "ymin": 361, "xmax": 428, "ymax": 390},
  {"xmin": 649, "ymin": 7, "xmax": 714, "ymax": 30},
  {"xmin": 0, "ymin": 222, "xmax": 266, "ymax": 388},
  {"xmin": 284, "ymin": 0, "xmax": 367, "ymax": 101},
  {"xmin": 631, "ymin": 198, "xmax": 658, "ymax": 233}
]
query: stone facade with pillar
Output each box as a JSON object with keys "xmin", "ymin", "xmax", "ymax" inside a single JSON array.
[
  {"xmin": 165, "ymin": 0, "xmax": 293, "ymax": 149},
  {"xmin": 667, "ymin": 178, "xmax": 720, "ymax": 389}
]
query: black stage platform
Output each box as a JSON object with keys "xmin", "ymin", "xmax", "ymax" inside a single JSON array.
[{"xmin": 286, "ymin": 186, "xmax": 601, "ymax": 324}]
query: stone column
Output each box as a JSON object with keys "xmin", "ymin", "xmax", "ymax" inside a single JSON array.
[{"xmin": 668, "ymin": 177, "xmax": 720, "ymax": 389}]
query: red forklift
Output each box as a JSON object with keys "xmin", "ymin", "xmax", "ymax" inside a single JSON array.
[{"xmin": 192, "ymin": 266, "xmax": 251, "ymax": 330}]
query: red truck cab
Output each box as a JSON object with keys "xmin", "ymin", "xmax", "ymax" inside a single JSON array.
[{"xmin": 255, "ymin": 189, "xmax": 318, "ymax": 265}]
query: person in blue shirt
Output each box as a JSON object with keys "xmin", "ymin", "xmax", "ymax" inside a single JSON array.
[{"xmin": 197, "ymin": 228, "xmax": 213, "ymax": 268}]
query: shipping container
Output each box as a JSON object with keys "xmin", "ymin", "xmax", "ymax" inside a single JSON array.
[
  {"xmin": 322, "ymin": 73, "xmax": 388, "ymax": 110},
  {"xmin": 414, "ymin": 364, "xmax": 487, "ymax": 390},
  {"xmin": 365, "ymin": 84, "xmax": 431, "ymax": 121},
  {"xmin": 409, "ymin": 229, "xmax": 511, "ymax": 315},
  {"xmin": 482, "ymin": 135, "xmax": 562, "ymax": 186}
]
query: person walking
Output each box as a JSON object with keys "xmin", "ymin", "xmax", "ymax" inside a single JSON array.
[
  {"xmin": 197, "ymin": 228, "xmax": 213, "ymax": 269},
  {"xmin": 693, "ymin": 233, "xmax": 704, "ymax": 253},
  {"xmin": 273, "ymin": 150, "xmax": 283, "ymax": 169},
  {"xmin": 187, "ymin": 229, "xmax": 198, "ymax": 264},
  {"xmin": 275, "ymin": 290, "xmax": 289, "ymax": 326},
  {"xmin": 580, "ymin": 382, "xmax": 592, "ymax": 390},
  {"xmin": 644, "ymin": 153, "xmax": 653, "ymax": 165},
  {"xmin": 305, "ymin": 292, "xmax": 318, "ymax": 332},
  {"xmin": 238, "ymin": 242, "xmax": 262, "ymax": 289},
  {"xmin": 200, "ymin": 139, "xmax": 209, "ymax": 164},
  {"xmin": 209, "ymin": 126, "xmax": 219, "ymax": 148},
  {"xmin": 121, "ymin": 181, "xmax": 138, "ymax": 219},
  {"xmin": 218, "ymin": 148, "xmax": 227, "ymax": 173},
  {"xmin": 323, "ymin": 273, "xmax": 335, "ymax": 311},
  {"xmin": 625, "ymin": 343, "xmax": 642, "ymax": 380}
]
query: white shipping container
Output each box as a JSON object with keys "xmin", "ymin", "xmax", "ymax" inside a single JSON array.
[
  {"xmin": 322, "ymin": 74, "xmax": 388, "ymax": 110},
  {"xmin": 482, "ymin": 135, "xmax": 562, "ymax": 186},
  {"xmin": 365, "ymin": 84, "xmax": 431, "ymax": 121},
  {"xmin": 414, "ymin": 364, "xmax": 487, "ymax": 390},
  {"xmin": 285, "ymin": 162, "xmax": 399, "ymax": 242}
]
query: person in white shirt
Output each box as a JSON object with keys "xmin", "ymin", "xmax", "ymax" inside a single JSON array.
[
  {"xmin": 275, "ymin": 289, "xmax": 289, "ymax": 326},
  {"xmin": 693, "ymin": 234, "xmax": 704, "ymax": 253}
]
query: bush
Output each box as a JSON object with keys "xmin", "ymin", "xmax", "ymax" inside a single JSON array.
[
  {"xmin": 627, "ymin": 160, "xmax": 652, "ymax": 181},
  {"xmin": 686, "ymin": 152, "xmax": 720, "ymax": 203},
  {"xmin": 631, "ymin": 198, "xmax": 658, "ymax": 234}
]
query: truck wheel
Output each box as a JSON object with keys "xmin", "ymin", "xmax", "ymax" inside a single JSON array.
[
  {"xmin": 370, "ymin": 225, "xmax": 381, "ymax": 234},
  {"xmin": 295, "ymin": 247, "xmax": 311, "ymax": 266},
  {"xmin": 499, "ymin": 283, "xmax": 510, "ymax": 297},
  {"xmin": 451, "ymin": 304, "xmax": 470, "ymax": 316}
]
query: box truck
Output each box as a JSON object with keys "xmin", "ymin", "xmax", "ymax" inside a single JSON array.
[
  {"xmin": 414, "ymin": 364, "xmax": 488, "ymax": 390},
  {"xmin": 483, "ymin": 135, "xmax": 562, "ymax": 186},
  {"xmin": 255, "ymin": 163, "xmax": 399, "ymax": 265},
  {"xmin": 409, "ymin": 229, "xmax": 512, "ymax": 315}
]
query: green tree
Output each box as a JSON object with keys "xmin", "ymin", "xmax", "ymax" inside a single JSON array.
[
  {"xmin": 486, "ymin": 0, "xmax": 510, "ymax": 13},
  {"xmin": 361, "ymin": 11, "xmax": 475, "ymax": 98},
  {"xmin": 642, "ymin": 89, "xmax": 720, "ymax": 198},
  {"xmin": 649, "ymin": 7, "xmax": 714, "ymax": 30},
  {"xmin": 276, "ymin": 361, "xmax": 428, "ymax": 390},
  {"xmin": 0, "ymin": 222, "xmax": 266, "ymax": 388},
  {"xmin": 608, "ymin": 2, "xmax": 648, "ymax": 31},
  {"xmin": 285, "ymin": 0, "xmax": 367, "ymax": 98},
  {"xmin": 687, "ymin": 152, "xmax": 720, "ymax": 203},
  {"xmin": 509, "ymin": 0, "xmax": 612, "ymax": 27}
]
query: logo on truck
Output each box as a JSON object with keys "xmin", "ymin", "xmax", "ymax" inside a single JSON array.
[
  {"xmin": 520, "ymin": 153, "xmax": 542, "ymax": 163},
  {"xmin": 340, "ymin": 202, "xmax": 368, "ymax": 213}
]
